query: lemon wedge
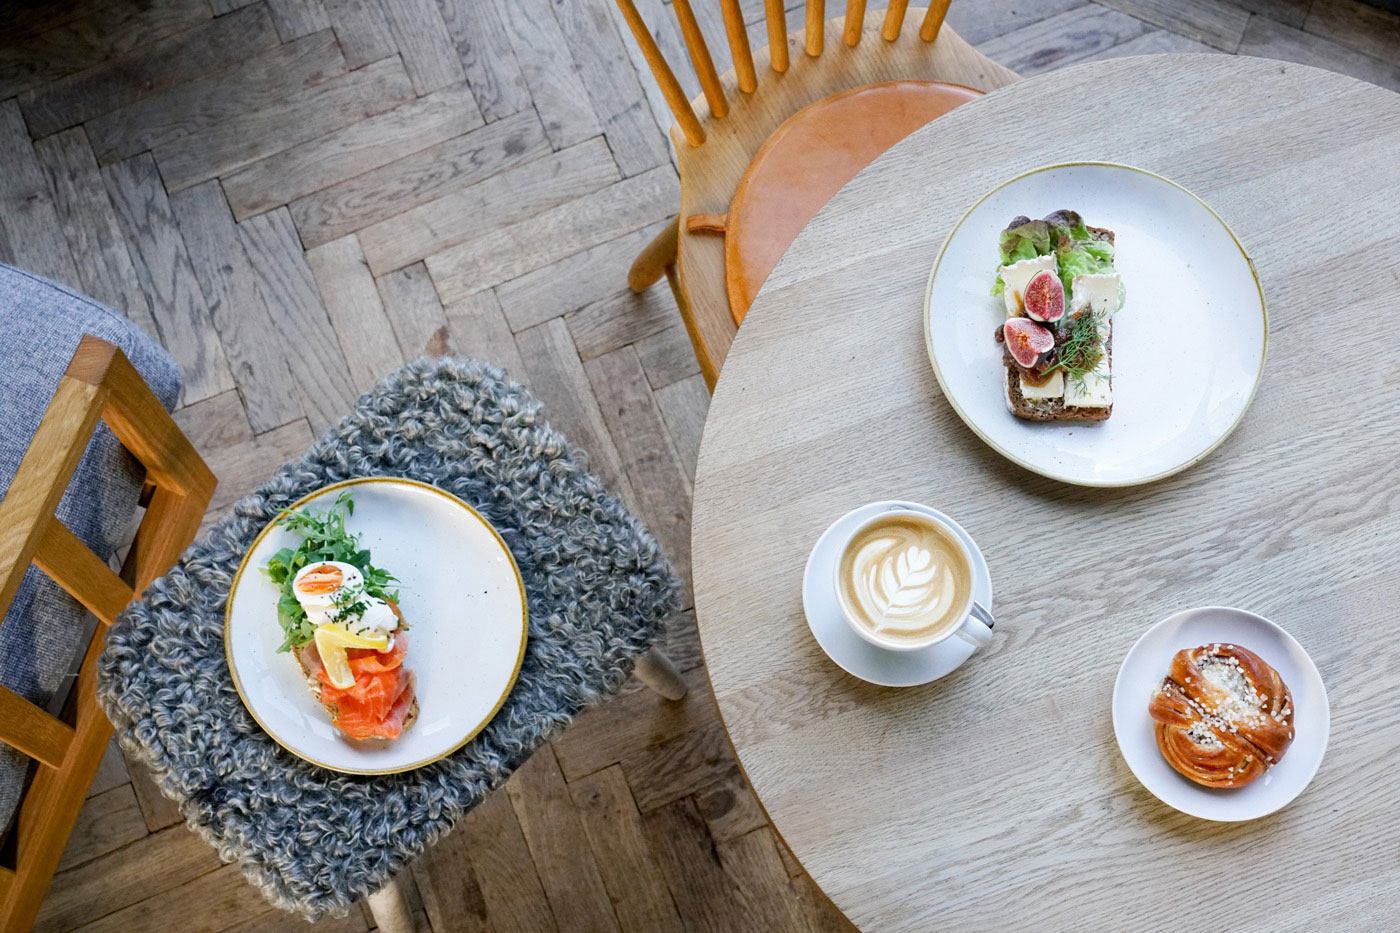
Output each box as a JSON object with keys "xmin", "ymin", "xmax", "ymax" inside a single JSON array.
[{"xmin": 313, "ymin": 624, "xmax": 389, "ymax": 690}]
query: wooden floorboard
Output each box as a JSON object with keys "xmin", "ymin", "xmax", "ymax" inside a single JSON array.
[
  {"xmin": 221, "ymin": 82, "xmax": 483, "ymax": 221},
  {"xmin": 170, "ymin": 179, "xmax": 304, "ymax": 432},
  {"xmin": 499, "ymin": 0, "xmax": 603, "ymax": 150},
  {"xmin": 633, "ymin": 321, "xmax": 701, "ymax": 389},
  {"xmin": 0, "ymin": 98, "xmax": 80, "ymax": 284},
  {"xmin": 359, "ymin": 135, "xmax": 619, "ymax": 277},
  {"xmin": 11, "ymin": 0, "xmax": 1390, "ymax": 928},
  {"xmin": 266, "ymin": 0, "xmax": 332, "ymax": 42},
  {"xmin": 1304, "ymin": 0, "xmax": 1400, "ymax": 66},
  {"xmin": 102, "ymin": 152, "xmax": 235, "ymax": 404},
  {"xmin": 289, "ymin": 107, "xmax": 551, "ymax": 248},
  {"xmin": 379, "ymin": 0, "xmax": 466, "ymax": 95},
  {"xmin": 504, "ymin": 747, "xmax": 621, "ymax": 933},
  {"xmin": 0, "ymin": 0, "xmax": 209, "ymax": 101},
  {"xmin": 32, "ymin": 126, "xmax": 158, "ymax": 336},
  {"xmin": 422, "ymin": 165, "xmax": 678, "ymax": 302},
  {"xmin": 84, "ymin": 29, "xmax": 347, "ymax": 167},
  {"xmin": 322, "ymin": 0, "xmax": 396, "ymax": 70},
  {"xmin": 17, "ymin": 3, "xmax": 282, "ymax": 140}
]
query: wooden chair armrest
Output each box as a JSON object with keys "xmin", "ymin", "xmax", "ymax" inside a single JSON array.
[{"xmin": 0, "ymin": 335, "xmax": 215, "ymax": 931}]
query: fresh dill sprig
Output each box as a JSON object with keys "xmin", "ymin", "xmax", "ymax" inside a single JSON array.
[{"xmin": 1045, "ymin": 309, "xmax": 1110, "ymax": 393}]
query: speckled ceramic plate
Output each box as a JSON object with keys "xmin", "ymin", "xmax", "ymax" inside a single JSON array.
[
  {"xmin": 225, "ymin": 478, "xmax": 527, "ymax": 774},
  {"xmin": 924, "ymin": 162, "xmax": 1266, "ymax": 487},
  {"xmin": 1112, "ymin": 606, "xmax": 1329, "ymax": 821}
]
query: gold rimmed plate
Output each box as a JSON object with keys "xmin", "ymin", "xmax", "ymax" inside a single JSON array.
[
  {"xmin": 224, "ymin": 477, "xmax": 527, "ymax": 775},
  {"xmin": 924, "ymin": 162, "xmax": 1267, "ymax": 487}
]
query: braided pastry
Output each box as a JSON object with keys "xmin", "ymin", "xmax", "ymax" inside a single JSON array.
[{"xmin": 1147, "ymin": 643, "xmax": 1295, "ymax": 788}]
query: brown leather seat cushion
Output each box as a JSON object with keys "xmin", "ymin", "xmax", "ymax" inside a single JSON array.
[{"xmin": 720, "ymin": 80, "xmax": 982, "ymax": 321}]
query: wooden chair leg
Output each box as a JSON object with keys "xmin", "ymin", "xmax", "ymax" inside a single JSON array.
[
  {"xmin": 628, "ymin": 216, "xmax": 680, "ymax": 292},
  {"xmin": 635, "ymin": 649, "xmax": 688, "ymax": 700},
  {"xmin": 365, "ymin": 875, "xmax": 417, "ymax": 933}
]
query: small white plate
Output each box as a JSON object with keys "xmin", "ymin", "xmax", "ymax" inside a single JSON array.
[
  {"xmin": 1112, "ymin": 606, "xmax": 1329, "ymax": 821},
  {"xmin": 225, "ymin": 477, "xmax": 527, "ymax": 774},
  {"xmin": 924, "ymin": 162, "xmax": 1267, "ymax": 487},
  {"xmin": 802, "ymin": 501, "xmax": 992, "ymax": 687}
]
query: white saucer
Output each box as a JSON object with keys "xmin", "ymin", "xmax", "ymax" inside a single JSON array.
[
  {"xmin": 1112, "ymin": 606, "xmax": 1329, "ymax": 821},
  {"xmin": 802, "ymin": 501, "xmax": 993, "ymax": 687}
]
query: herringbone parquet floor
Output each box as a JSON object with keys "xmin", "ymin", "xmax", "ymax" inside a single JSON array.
[{"xmin": 6, "ymin": 0, "xmax": 1397, "ymax": 929}]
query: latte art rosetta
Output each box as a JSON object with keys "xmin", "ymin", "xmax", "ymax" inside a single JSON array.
[{"xmin": 837, "ymin": 516, "xmax": 972, "ymax": 643}]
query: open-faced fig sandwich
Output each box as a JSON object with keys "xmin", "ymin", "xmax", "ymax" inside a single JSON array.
[{"xmin": 992, "ymin": 210, "xmax": 1124, "ymax": 421}]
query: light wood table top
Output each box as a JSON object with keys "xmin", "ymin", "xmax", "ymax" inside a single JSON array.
[{"xmin": 690, "ymin": 54, "xmax": 1400, "ymax": 932}]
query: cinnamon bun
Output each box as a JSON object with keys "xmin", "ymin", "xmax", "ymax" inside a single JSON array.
[{"xmin": 1147, "ymin": 643, "xmax": 1294, "ymax": 789}]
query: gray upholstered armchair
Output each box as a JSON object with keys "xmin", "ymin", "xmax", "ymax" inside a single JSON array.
[{"xmin": 0, "ymin": 263, "xmax": 212, "ymax": 930}]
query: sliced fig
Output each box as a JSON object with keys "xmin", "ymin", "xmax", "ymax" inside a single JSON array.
[
  {"xmin": 1003, "ymin": 317, "xmax": 1055, "ymax": 368},
  {"xmin": 1022, "ymin": 270, "xmax": 1064, "ymax": 323}
]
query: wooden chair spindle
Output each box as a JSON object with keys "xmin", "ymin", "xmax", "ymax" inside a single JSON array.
[
  {"xmin": 843, "ymin": 0, "xmax": 867, "ymax": 46},
  {"xmin": 920, "ymin": 0, "xmax": 951, "ymax": 41},
  {"xmin": 613, "ymin": 0, "xmax": 706, "ymax": 146},
  {"xmin": 672, "ymin": 0, "xmax": 728, "ymax": 118},
  {"xmin": 720, "ymin": 0, "xmax": 758, "ymax": 93},
  {"xmin": 764, "ymin": 0, "xmax": 789, "ymax": 72},
  {"xmin": 805, "ymin": 0, "xmax": 825, "ymax": 56},
  {"xmin": 882, "ymin": 0, "xmax": 910, "ymax": 40}
]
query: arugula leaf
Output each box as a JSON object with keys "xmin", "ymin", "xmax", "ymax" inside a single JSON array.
[{"xmin": 259, "ymin": 491, "xmax": 402, "ymax": 652}]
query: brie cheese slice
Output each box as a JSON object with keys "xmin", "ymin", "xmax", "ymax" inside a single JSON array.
[
  {"xmin": 1064, "ymin": 369, "xmax": 1111, "ymax": 408},
  {"xmin": 999, "ymin": 255, "xmax": 1058, "ymax": 317},
  {"xmin": 1069, "ymin": 272, "xmax": 1121, "ymax": 317}
]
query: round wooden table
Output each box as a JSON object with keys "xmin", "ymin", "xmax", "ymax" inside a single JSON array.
[{"xmin": 691, "ymin": 54, "xmax": 1400, "ymax": 932}]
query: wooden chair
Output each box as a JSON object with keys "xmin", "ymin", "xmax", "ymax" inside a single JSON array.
[
  {"xmin": 615, "ymin": 1, "xmax": 1020, "ymax": 389},
  {"xmin": 0, "ymin": 336, "xmax": 214, "ymax": 931}
]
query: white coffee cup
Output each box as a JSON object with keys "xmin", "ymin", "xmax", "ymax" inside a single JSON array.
[{"xmin": 832, "ymin": 507, "xmax": 995, "ymax": 653}]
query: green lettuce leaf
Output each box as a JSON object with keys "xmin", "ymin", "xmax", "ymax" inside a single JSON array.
[
  {"xmin": 1056, "ymin": 243, "xmax": 1115, "ymax": 291},
  {"xmin": 992, "ymin": 211, "xmax": 1124, "ymax": 307},
  {"xmin": 993, "ymin": 219, "xmax": 1052, "ymax": 294},
  {"xmin": 998, "ymin": 219, "xmax": 1051, "ymax": 265}
]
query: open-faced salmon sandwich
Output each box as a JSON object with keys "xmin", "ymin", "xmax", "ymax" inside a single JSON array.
[{"xmin": 263, "ymin": 493, "xmax": 417, "ymax": 741}]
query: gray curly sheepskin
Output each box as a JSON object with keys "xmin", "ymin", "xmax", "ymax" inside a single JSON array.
[{"xmin": 96, "ymin": 357, "xmax": 683, "ymax": 919}]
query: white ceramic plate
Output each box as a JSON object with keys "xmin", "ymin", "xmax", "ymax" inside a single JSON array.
[
  {"xmin": 924, "ymin": 162, "xmax": 1266, "ymax": 486},
  {"xmin": 1112, "ymin": 606, "xmax": 1329, "ymax": 821},
  {"xmin": 802, "ymin": 501, "xmax": 992, "ymax": 687},
  {"xmin": 225, "ymin": 478, "xmax": 527, "ymax": 774}
]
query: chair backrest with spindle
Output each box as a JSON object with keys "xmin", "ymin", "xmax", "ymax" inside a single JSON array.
[{"xmin": 613, "ymin": 0, "xmax": 953, "ymax": 146}]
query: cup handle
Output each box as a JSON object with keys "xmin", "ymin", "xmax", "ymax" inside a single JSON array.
[{"xmin": 956, "ymin": 601, "xmax": 995, "ymax": 650}]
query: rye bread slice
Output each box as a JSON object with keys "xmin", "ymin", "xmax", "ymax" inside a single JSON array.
[
  {"xmin": 1003, "ymin": 224, "xmax": 1116, "ymax": 422},
  {"xmin": 1004, "ymin": 324, "xmax": 1113, "ymax": 421}
]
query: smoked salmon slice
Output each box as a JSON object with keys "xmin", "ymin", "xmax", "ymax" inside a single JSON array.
[{"xmin": 303, "ymin": 633, "xmax": 417, "ymax": 740}]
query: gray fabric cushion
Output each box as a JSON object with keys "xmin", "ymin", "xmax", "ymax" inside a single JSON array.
[
  {"xmin": 97, "ymin": 357, "xmax": 682, "ymax": 919},
  {"xmin": 0, "ymin": 263, "xmax": 180, "ymax": 834}
]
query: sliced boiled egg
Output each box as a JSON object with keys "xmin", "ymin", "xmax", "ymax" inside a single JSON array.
[{"xmin": 293, "ymin": 560, "xmax": 363, "ymax": 606}]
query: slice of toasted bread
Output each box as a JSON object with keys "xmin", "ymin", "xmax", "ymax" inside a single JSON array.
[{"xmin": 1001, "ymin": 224, "xmax": 1116, "ymax": 422}]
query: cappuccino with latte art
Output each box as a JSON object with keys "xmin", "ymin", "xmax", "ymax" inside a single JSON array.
[{"xmin": 836, "ymin": 513, "xmax": 973, "ymax": 647}]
